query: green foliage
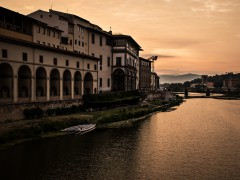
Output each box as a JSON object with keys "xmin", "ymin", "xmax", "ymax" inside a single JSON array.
[
  {"xmin": 83, "ymin": 91, "xmax": 142, "ymax": 109},
  {"xmin": 23, "ymin": 108, "xmax": 44, "ymax": 119},
  {"xmin": 24, "ymin": 105, "xmax": 84, "ymax": 119}
]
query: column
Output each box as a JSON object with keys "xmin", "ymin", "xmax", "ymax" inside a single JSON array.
[
  {"xmin": 13, "ymin": 75, "xmax": 18, "ymax": 103},
  {"xmin": 31, "ymin": 76, "xmax": 36, "ymax": 102},
  {"xmin": 81, "ymin": 72, "xmax": 85, "ymax": 96},
  {"xmin": 71, "ymin": 78, "xmax": 74, "ymax": 99},
  {"xmin": 81, "ymin": 79, "xmax": 84, "ymax": 95},
  {"xmin": 46, "ymin": 77, "xmax": 50, "ymax": 101},
  {"xmin": 60, "ymin": 77, "xmax": 63, "ymax": 100}
]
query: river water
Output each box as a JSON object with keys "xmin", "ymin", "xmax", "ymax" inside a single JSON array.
[{"xmin": 0, "ymin": 98, "xmax": 240, "ymax": 180}]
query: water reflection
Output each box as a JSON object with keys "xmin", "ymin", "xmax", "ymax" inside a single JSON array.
[{"xmin": 0, "ymin": 98, "xmax": 240, "ymax": 180}]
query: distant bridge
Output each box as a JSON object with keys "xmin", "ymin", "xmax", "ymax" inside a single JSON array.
[{"xmin": 174, "ymin": 92, "xmax": 224, "ymax": 99}]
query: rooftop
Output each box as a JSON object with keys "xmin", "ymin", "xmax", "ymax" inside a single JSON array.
[{"xmin": 113, "ymin": 34, "xmax": 142, "ymax": 50}]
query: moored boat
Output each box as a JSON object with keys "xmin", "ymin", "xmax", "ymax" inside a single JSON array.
[{"xmin": 61, "ymin": 124, "xmax": 96, "ymax": 135}]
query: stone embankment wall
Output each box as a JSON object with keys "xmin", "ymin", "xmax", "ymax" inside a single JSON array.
[
  {"xmin": 0, "ymin": 99, "xmax": 83, "ymax": 122},
  {"xmin": 146, "ymin": 91, "xmax": 175, "ymax": 101}
]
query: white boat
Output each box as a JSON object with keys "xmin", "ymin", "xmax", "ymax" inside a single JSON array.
[{"xmin": 61, "ymin": 124, "xmax": 96, "ymax": 135}]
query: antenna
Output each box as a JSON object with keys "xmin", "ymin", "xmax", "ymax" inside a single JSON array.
[
  {"xmin": 109, "ymin": 26, "xmax": 112, "ymax": 34},
  {"xmin": 50, "ymin": 0, "xmax": 53, "ymax": 10}
]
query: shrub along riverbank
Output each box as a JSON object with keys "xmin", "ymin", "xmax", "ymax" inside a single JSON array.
[{"xmin": 0, "ymin": 96, "xmax": 183, "ymax": 148}]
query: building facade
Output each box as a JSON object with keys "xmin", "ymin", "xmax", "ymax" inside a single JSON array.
[
  {"xmin": 151, "ymin": 72, "xmax": 160, "ymax": 91},
  {"xmin": 0, "ymin": 7, "xmax": 98, "ymax": 104},
  {"xmin": 112, "ymin": 35, "xmax": 142, "ymax": 91},
  {"xmin": 139, "ymin": 57, "xmax": 152, "ymax": 91},
  {"xmin": 223, "ymin": 78, "xmax": 240, "ymax": 91},
  {"xmin": 0, "ymin": 6, "xmax": 160, "ymax": 106},
  {"xmin": 28, "ymin": 9, "xmax": 113, "ymax": 93}
]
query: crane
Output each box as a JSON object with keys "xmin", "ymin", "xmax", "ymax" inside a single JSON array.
[{"xmin": 147, "ymin": 56, "xmax": 158, "ymax": 72}]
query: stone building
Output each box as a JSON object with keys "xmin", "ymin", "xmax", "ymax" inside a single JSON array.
[
  {"xmin": 112, "ymin": 35, "xmax": 142, "ymax": 91},
  {"xmin": 0, "ymin": 6, "xmax": 148, "ymax": 106},
  {"xmin": 223, "ymin": 78, "xmax": 240, "ymax": 91},
  {"xmin": 139, "ymin": 57, "xmax": 152, "ymax": 91},
  {"xmin": 151, "ymin": 72, "xmax": 160, "ymax": 91},
  {"xmin": 0, "ymin": 7, "xmax": 98, "ymax": 105},
  {"xmin": 28, "ymin": 9, "xmax": 113, "ymax": 93}
]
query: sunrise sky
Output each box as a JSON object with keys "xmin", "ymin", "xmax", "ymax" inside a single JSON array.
[{"xmin": 1, "ymin": 0, "xmax": 240, "ymax": 75}]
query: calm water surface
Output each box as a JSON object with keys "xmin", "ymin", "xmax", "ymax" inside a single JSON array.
[{"xmin": 0, "ymin": 98, "xmax": 240, "ymax": 180}]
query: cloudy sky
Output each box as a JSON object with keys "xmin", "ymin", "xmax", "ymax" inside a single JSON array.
[{"xmin": 1, "ymin": 0, "xmax": 240, "ymax": 75}]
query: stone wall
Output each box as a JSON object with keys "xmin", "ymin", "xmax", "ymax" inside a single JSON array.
[{"xmin": 0, "ymin": 99, "xmax": 83, "ymax": 122}]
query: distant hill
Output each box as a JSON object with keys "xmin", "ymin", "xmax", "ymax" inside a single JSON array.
[{"xmin": 159, "ymin": 73, "xmax": 201, "ymax": 84}]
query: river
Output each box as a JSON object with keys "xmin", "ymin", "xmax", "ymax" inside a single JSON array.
[{"xmin": 0, "ymin": 98, "xmax": 240, "ymax": 180}]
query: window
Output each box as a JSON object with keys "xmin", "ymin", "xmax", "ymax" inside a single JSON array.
[
  {"xmin": 39, "ymin": 55, "xmax": 43, "ymax": 63},
  {"xmin": 78, "ymin": 41, "xmax": 80, "ymax": 46},
  {"xmin": 87, "ymin": 64, "xmax": 90, "ymax": 69},
  {"xmin": 43, "ymin": 28, "xmax": 45, "ymax": 35},
  {"xmin": 66, "ymin": 60, "xmax": 69, "ymax": 66},
  {"xmin": 82, "ymin": 42, "xmax": 84, "ymax": 47},
  {"xmin": 2, "ymin": 49, "xmax": 7, "ymax": 58},
  {"xmin": 75, "ymin": 40, "xmax": 77, "ymax": 45},
  {"xmin": 22, "ymin": 52, "xmax": 28, "ymax": 61},
  {"xmin": 53, "ymin": 31, "xmax": 55, "ymax": 37},
  {"xmin": 91, "ymin": 33, "xmax": 95, "ymax": 44},
  {"xmin": 70, "ymin": 40, "xmax": 72, "ymax": 45},
  {"xmin": 100, "ymin": 55, "xmax": 102, "ymax": 71},
  {"xmin": 108, "ymin": 78, "xmax": 110, "ymax": 87},
  {"xmin": 47, "ymin": 29, "xmax": 50, "ymax": 36},
  {"xmin": 100, "ymin": 36, "xmax": 102, "ymax": 46},
  {"xmin": 53, "ymin": 58, "xmax": 57, "ymax": 65},
  {"xmin": 116, "ymin": 57, "xmax": 122, "ymax": 66},
  {"xmin": 100, "ymin": 78, "xmax": 102, "ymax": 87},
  {"xmin": 99, "ymin": 55, "xmax": 102, "ymax": 65},
  {"xmin": 94, "ymin": 64, "xmax": 97, "ymax": 70},
  {"xmin": 107, "ymin": 57, "xmax": 110, "ymax": 67},
  {"xmin": 77, "ymin": 61, "xmax": 80, "ymax": 68}
]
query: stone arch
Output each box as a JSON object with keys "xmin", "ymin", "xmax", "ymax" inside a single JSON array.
[
  {"xmin": 63, "ymin": 70, "xmax": 72, "ymax": 97},
  {"xmin": 36, "ymin": 67, "xmax": 47, "ymax": 98},
  {"xmin": 74, "ymin": 71, "xmax": 82, "ymax": 96},
  {"xmin": 0, "ymin": 63, "xmax": 13, "ymax": 102},
  {"xmin": 18, "ymin": 65, "xmax": 31, "ymax": 99},
  {"xmin": 112, "ymin": 69, "xmax": 125, "ymax": 91},
  {"xmin": 50, "ymin": 69, "xmax": 60, "ymax": 97},
  {"xmin": 84, "ymin": 72, "xmax": 93, "ymax": 95}
]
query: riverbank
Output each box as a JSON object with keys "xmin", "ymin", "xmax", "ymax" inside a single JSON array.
[{"xmin": 0, "ymin": 97, "xmax": 183, "ymax": 149}]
